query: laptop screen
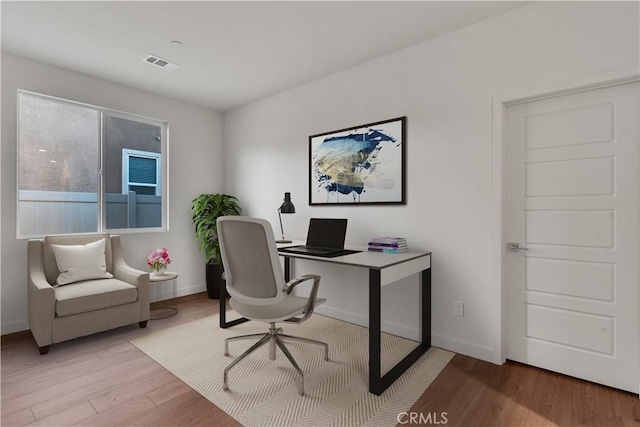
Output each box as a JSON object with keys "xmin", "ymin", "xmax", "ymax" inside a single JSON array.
[{"xmin": 306, "ymin": 218, "xmax": 348, "ymax": 249}]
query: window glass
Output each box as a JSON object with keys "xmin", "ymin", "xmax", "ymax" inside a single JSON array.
[
  {"xmin": 104, "ymin": 114, "xmax": 163, "ymax": 230},
  {"xmin": 17, "ymin": 91, "xmax": 167, "ymax": 237},
  {"xmin": 129, "ymin": 156, "xmax": 157, "ymax": 186}
]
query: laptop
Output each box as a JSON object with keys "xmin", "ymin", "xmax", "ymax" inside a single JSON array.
[{"xmin": 278, "ymin": 218, "xmax": 348, "ymax": 256}]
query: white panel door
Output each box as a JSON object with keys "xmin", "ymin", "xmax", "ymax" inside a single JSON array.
[{"xmin": 506, "ymin": 82, "xmax": 640, "ymax": 393}]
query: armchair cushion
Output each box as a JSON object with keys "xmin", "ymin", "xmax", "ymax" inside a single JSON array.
[
  {"xmin": 43, "ymin": 234, "xmax": 113, "ymax": 285},
  {"xmin": 55, "ymin": 278, "xmax": 138, "ymax": 317},
  {"xmin": 51, "ymin": 239, "xmax": 113, "ymax": 286}
]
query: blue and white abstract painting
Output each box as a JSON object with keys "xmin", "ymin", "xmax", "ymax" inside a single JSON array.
[{"xmin": 309, "ymin": 117, "xmax": 405, "ymax": 205}]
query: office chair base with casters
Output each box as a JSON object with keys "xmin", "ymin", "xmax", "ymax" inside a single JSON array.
[{"xmin": 223, "ymin": 322, "xmax": 329, "ymax": 396}]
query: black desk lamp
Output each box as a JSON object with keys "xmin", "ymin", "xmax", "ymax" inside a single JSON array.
[{"xmin": 277, "ymin": 192, "xmax": 295, "ymax": 243}]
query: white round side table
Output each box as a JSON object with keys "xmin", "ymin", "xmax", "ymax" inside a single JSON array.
[{"xmin": 149, "ymin": 271, "xmax": 178, "ymax": 320}]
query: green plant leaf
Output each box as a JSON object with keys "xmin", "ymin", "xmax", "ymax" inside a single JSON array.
[{"xmin": 191, "ymin": 194, "xmax": 241, "ymax": 264}]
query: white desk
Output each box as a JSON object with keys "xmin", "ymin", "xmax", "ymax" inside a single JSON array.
[{"xmin": 219, "ymin": 242, "xmax": 432, "ymax": 396}]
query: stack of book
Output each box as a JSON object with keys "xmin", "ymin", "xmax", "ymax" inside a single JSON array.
[{"xmin": 367, "ymin": 237, "xmax": 409, "ymax": 253}]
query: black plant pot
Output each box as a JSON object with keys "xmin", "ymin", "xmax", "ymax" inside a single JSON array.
[{"xmin": 205, "ymin": 263, "xmax": 224, "ymax": 299}]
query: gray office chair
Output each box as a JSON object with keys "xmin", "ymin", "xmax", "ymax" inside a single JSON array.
[{"xmin": 217, "ymin": 216, "xmax": 329, "ymax": 396}]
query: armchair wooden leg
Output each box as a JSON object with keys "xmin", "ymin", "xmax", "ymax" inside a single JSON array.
[
  {"xmin": 139, "ymin": 320, "xmax": 148, "ymax": 328},
  {"xmin": 39, "ymin": 345, "xmax": 50, "ymax": 355}
]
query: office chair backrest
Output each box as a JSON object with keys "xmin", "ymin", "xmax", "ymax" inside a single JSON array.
[{"xmin": 217, "ymin": 216, "xmax": 287, "ymax": 305}]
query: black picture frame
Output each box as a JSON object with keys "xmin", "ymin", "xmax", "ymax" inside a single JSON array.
[{"xmin": 309, "ymin": 116, "xmax": 406, "ymax": 205}]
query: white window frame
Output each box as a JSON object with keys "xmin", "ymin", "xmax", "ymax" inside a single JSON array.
[{"xmin": 122, "ymin": 149, "xmax": 162, "ymax": 196}]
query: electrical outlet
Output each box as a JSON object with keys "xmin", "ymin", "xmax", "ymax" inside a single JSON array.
[{"xmin": 454, "ymin": 301, "xmax": 464, "ymax": 317}]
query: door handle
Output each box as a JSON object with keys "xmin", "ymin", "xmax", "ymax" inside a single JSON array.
[{"xmin": 507, "ymin": 242, "xmax": 529, "ymax": 252}]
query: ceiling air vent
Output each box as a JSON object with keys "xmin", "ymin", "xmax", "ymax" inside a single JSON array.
[{"xmin": 143, "ymin": 54, "xmax": 179, "ymax": 71}]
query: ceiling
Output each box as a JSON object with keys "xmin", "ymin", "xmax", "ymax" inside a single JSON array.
[{"xmin": 1, "ymin": 1, "xmax": 528, "ymax": 112}]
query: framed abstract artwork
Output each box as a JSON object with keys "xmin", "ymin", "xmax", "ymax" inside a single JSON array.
[{"xmin": 309, "ymin": 116, "xmax": 406, "ymax": 205}]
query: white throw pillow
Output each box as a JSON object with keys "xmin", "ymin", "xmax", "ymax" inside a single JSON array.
[{"xmin": 51, "ymin": 239, "xmax": 113, "ymax": 286}]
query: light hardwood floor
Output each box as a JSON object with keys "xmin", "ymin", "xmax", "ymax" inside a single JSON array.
[{"xmin": 2, "ymin": 292, "xmax": 639, "ymax": 426}]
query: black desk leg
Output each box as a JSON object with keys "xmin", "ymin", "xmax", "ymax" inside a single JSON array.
[
  {"xmin": 369, "ymin": 269, "xmax": 383, "ymax": 394},
  {"xmin": 368, "ymin": 266, "xmax": 432, "ymax": 395},
  {"xmin": 284, "ymin": 256, "xmax": 291, "ymax": 281},
  {"xmin": 219, "ymin": 272, "xmax": 250, "ymax": 329},
  {"xmin": 422, "ymin": 267, "xmax": 432, "ymax": 348}
]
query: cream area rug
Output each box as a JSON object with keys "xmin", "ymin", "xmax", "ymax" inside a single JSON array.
[{"xmin": 130, "ymin": 313, "xmax": 454, "ymax": 427}]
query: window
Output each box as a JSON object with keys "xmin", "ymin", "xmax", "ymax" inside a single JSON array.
[
  {"xmin": 17, "ymin": 91, "xmax": 168, "ymax": 237},
  {"xmin": 122, "ymin": 149, "xmax": 161, "ymax": 196}
]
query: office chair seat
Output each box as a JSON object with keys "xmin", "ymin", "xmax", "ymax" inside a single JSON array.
[{"xmin": 230, "ymin": 296, "xmax": 327, "ymax": 323}]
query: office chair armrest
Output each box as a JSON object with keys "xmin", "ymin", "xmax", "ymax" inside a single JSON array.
[
  {"xmin": 283, "ymin": 274, "xmax": 321, "ymax": 323},
  {"xmin": 283, "ymin": 274, "xmax": 320, "ymax": 294}
]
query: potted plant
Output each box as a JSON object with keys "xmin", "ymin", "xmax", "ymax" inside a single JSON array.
[{"xmin": 191, "ymin": 194, "xmax": 241, "ymax": 299}]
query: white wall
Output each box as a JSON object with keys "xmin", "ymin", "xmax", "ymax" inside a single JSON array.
[
  {"xmin": 224, "ymin": 1, "xmax": 640, "ymax": 362},
  {"xmin": 1, "ymin": 53, "xmax": 224, "ymax": 334}
]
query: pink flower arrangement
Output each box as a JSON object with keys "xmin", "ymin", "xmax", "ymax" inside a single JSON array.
[{"xmin": 147, "ymin": 247, "xmax": 171, "ymax": 273}]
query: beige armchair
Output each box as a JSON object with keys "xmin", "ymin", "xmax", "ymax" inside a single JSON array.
[{"xmin": 28, "ymin": 234, "xmax": 150, "ymax": 354}]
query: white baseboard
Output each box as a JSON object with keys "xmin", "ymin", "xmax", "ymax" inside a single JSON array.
[
  {"xmin": 179, "ymin": 282, "xmax": 207, "ymax": 297},
  {"xmin": 152, "ymin": 282, "xmax": 206, "ymax": 302},
  {"xmin": 1, "ymin": 319, "xmax": 29, "ymax": 336},
  {"xmin": 315, "ymin": 305, "xmax": 420, "ymax": 341},
  {"xmin": 317, "ymin": 306, "xmax": 497, "ymax": 363},
  {"xmin": 4, "ymin": 288, "xmax": 497, "ymax": 366},
  {"xmin": 431, "ymin": 332, "xmax": 496, "ymax": 363}
]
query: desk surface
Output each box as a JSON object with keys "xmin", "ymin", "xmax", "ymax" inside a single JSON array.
[{"xmin": 277, "ymin": 241, "xmax": 431, "ymax": 270}]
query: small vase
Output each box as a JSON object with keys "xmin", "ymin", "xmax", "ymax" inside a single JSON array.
[{"xmin": 152, "ymin": 266, "xmax": 166, "ymax": 275}]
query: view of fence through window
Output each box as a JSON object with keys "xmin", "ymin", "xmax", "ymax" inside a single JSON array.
[{"xmin": 18, "ymin": 91, "xmax": 167, "ymax": 237}]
